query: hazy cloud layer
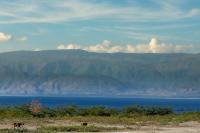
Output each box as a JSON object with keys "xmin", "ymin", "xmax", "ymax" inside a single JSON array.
[
  {"xmin": 57, "ymin": 38, "xmax": 192, "ymax": 53},
  {"xmin": 0, "ymin": 0, "xmax": 199, "ymax": 24},
  {"xmin": 0, "ymin": 32, "xmax": 12, "ymax": 42},
  {"xmin": 17, "ymin": 36, "xmax": 27, "ymax": 41}
]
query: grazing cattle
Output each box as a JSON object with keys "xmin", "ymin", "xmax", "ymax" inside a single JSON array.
[
  {"xmin": 13, "ymin": 123, "xmax": 24, "ymax": 129},
  {"xmin": 81, "ymin": 122, "xmax": 88, "ymax": 126}
]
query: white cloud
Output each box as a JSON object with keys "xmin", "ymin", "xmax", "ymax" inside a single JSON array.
[
  {"xmin": 0, "ymin": 32, "xmax": 12, "ymax": 42},
  {"xmin": 85, "ymin": 40, "xmax": 118, "ymax": 53},
  {"xmin": 57, "ymin": 38, "xmax": 192, "ymax": 53},
  {"xmin": 57, "ymin": 44, "xmax": 80, "ymax": 50},
  {"xmin": 127, "ymin": 38, "xmax": 192, "ymax": 53},
  {"xmin": 34, "ymin": 48, "xmax": 41, "ymax": 51}
]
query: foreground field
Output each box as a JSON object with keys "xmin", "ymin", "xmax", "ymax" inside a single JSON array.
[
  {"xmin": 0, "ymin": 117, "xmax": 200, "ymax": 133},
  {"xmin": 1, "ymin": 104, "xmax": 200, "ymax": 132}
]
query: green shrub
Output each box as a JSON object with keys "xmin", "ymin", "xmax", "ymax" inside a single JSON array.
[
  {"xmin": 36, "ymin": 107, "xmax": 57, "ymax": 118},
  {"xmin": 56, "ymin": 105, "xmax": 78, "ymax": 116},
  {"xmin": 123, "ymin": 105, "xmax": 173, "ymax": 116},
  {"xmin": 78, "ymin": 106, "xmax": 118, "ymax": 116},
  {"xmin": 123, "ymin": 105, "xmax": 144, "ymax": 115},
  {"xmin": 144, "ymin": 106, "xmax": 173, "ymax": 115}
]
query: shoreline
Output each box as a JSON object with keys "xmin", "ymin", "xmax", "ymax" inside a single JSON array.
[{"xmin": 1, "ymin": 95, "xmax": 200, "ymax": 99}]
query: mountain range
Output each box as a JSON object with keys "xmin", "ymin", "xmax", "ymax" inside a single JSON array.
[{"xmin": 0, "ymin": 50, "xmax": 199, "ymax": 98}]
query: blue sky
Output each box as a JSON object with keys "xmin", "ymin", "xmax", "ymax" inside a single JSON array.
[{"xmin": 0, "ymin": 0, "xmax": 199, "ymax": 53}]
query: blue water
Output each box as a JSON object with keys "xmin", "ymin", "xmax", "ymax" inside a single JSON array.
[{"xmin": 0, "ymin": 96, "xmax": 200, "ymax": 113}]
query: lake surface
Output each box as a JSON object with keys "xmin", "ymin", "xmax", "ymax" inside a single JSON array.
[{"xmin": 0, "ymin": 96, "xmax": 200, "ymax": 113}]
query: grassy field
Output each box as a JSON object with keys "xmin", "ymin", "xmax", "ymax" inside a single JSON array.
[
  {"xmin": 0, "ymin": 126, "xmax": 121, "ymax": 133},
  {"xmin": 0, "ymin": 103, "xmax": 200, "ymax": 132}
]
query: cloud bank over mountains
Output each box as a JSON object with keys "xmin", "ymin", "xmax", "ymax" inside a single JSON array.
[
  {"xmin": 57, "ymin": 38, "xmax": 192, "ymax": 53},
  {"xmin": 0, "ymin": 1, "xmax": 199, "ymax": 53},
  {"xmin": 0, "ymin": 32, "xmax": 194, "ymax": 53}
]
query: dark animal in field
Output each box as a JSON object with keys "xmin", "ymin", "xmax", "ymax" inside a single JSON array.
[
  {"xmin": 81, "ymin": 122, "xmax": 88, "ymax": 126},
  {"xmin": 13, "ymin": 123, "xmax": 24, "ymax": 129}
]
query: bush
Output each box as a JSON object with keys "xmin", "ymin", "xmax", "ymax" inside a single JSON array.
[
  {"xmin": 144, "ymin": 106, "xmax": 173, "ymax": 115},
  {"xmin": 37, "ymin": 107, "xmax": 57, "ymax": 118},
  {"xmin": 56, "ymin": 105, "xmax": 78, "ymax": 116},
  {"xmin": 78, "ymin": 106, "xmax": 118, "ymax": 116},
  {"xmin": 123, "ymin": 105, "xmax": 173, "ymax": 116},
  {"xmin": 123, "ymin": 105, "xmax": 144, "ymax": 116}
]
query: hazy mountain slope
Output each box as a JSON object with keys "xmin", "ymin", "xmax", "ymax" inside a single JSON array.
[{"xmin": 0, "ymin": 50, "xmax": 199, "ymax": 97}]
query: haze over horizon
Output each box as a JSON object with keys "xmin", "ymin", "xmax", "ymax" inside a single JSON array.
[{"xmin": 0, "ymin": 0, "xmax": 199, "ymax": 53}]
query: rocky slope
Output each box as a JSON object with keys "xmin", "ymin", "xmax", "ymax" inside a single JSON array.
[{"xmin": 0, "ymin": 50, "xmax": 199, "ymax": 97}]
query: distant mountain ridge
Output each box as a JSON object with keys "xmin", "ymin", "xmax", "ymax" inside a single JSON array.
[{"xmin": 0, "ymin": 50, "xmax": 199, "ymax": 97}]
